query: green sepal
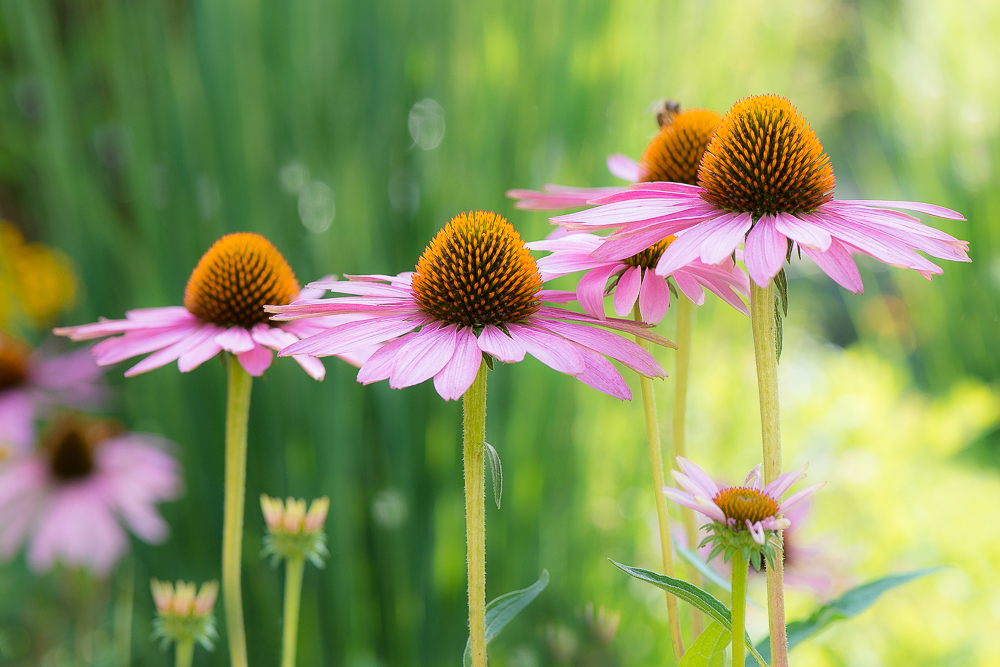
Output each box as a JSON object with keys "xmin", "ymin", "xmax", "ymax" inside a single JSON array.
[
  {"xmin": 152, "ymin": 613, "xmax": 218, "ymax": 651},
  {"xmin": 482, "ymin": 352, "xmax": 495, "ymax": 371},
  {"xmin": 262, "ymin": 530, "xmax": 329, "ymax": 567}
]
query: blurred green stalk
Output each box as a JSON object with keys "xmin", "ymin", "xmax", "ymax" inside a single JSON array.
[
  {"xmin": 281, "ymin": 555, "xmax": 306, "ymax": 667},
  {"xmin": 635, "ymin": 308, "xmax": 684, "ymax": 661},
  {"xmin": 223, "ymin": 356, "xmax": 253, "ymax": 667},
  {"xmin": 463, "ymin": 362, "xmax": 488, "ymax": 667},
  {"xmin": 730, "ymin": 552, "xmax": 748, "ymax": 667},
  {"xmin": 748, "ymin": 280, "xmax": 787, "ymax": 667},
  {"xmin": 175, "ymin": 639, "xmax": 194, "ymax": 667}
]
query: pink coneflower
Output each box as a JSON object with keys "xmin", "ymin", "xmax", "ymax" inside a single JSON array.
[
  {"xmin": 0, "ymin": 415, "xmax": 181, "ymax": 574},
  {"xmin": 552, "ymin": 95, "xmax": 970, "ymax": 293},
  {"xmin": 525, "ymin": 232, "xmax": 749, "ymax": 324},
  {"xmin": 0, "ymin": 332, "xmax": 104, "ymax": 454},
  {"xmin": 268, "ymin": 211, "xmax": 672, "ymax": 401},
  {"xmin": 663, "ymin": 456, "xmax": 823, "ymax": 568},
  {"xmin": 508, "ymin": 103, "xmax": 722, "ymax": 212},
  {"xmin": 54, "ymin": 233, "xmax": 374, "ymax": 381}
]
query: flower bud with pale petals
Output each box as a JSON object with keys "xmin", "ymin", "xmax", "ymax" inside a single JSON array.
[
  {"xmin": 260, "ymin": 494, "xmax": 330, "ymax": 566},
  {"xmin": 150, "ymin": 579, "xmax": 219, "ymax": 650}
]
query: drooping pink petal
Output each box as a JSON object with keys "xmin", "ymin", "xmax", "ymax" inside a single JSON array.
[
  {"xmin": 773, "ymin": 212, "xmax": 832, "ymax": 251},
  {"xmin": 656, "ymin": 212, "xmax": 752, "ymax": 277},
  {"xmin": 292, "ymin": 355, "xmax": 327, "ymax": 380},
  {"xmin": 507, "ymin": 185, "xmax": 628, "ymax": 211},
  {"xmin": 837, "ymin": 199, "xmax": 965, "ymax": 221},
  {"xmin": 92, "ymin": 326, "xmax": 201, "ymax": 366},
  {"xmin": 177, "ymin": 335, "xmax": 224, "ymax": 373},
  {"xmin": 672, "ymin": 270, "xmax": 707, "ymax": 305},
  {"xmin": 638, "ymin": 270, "xmax": 670, "ymax": 324},
  {"xmin": 606, "ymin": 153, "xmax": 644, "ymax": 182},
  {"xmin": 124, "ymin": 325, "xmax": 218, "ymax": 377},
  {"xmin": 575, "ymin": 263, "xmax": 619, "ymax": 320},
  {"xmin": 571, "ymin": 344, "xmax": 631, "ymax": 400},
  {"xmin": 662, "ymin": 487, "xmax": 707, "ymax": 515},
  {"xmin": 530, "ymin": 319, "xmax": 664, "ymax": 378},
  {"xmin": 801, "ymin": 239, "xmax": 864, "ymax": 293},
  {"xmin": 215, "ymin": 326, "xmax": 256, "ymax": 354},
  {"xmin": 477, "ymin": 325, "xmax": 526, "ymax": 363},
  {"xmin": 237, "ymin": 343, "xmax": 273, "ymax": 376},
  {"xmin": 357, "ymin": 333, "xmax": 419, "ymax": 385},
  {"xmin": 505, "ymin": 324, "xmax": 585, "ymax": 375},
  {"xmin": 390, "ymin": 324, "xmax": 458, "ymax": 389},
  {"xmin": 613, "ymin": 266, "xmax": 642, "ymax": 318},
  {"xmin": 535, "ymin": 307, "xmax": 677, "ymax": 349},
  {"xmin": 279, "ymin": 315, "xmax": 423, "ymax": 357},
  {"xmin": 746, "ymin": 520, "xmax": 766, "ymax": 545},
  {"xmin": 743, "ymin": 214, "xmax": 788, "ymax": 287},
  {"xmin": 250, "ymin": 324, "xmax": 299, "ymax": 351},
  {"xmin": 433, "ymin": 327, "xmax": 483, "ymax": 400},
  {"xmin": 694, "ymin": 496, "xmax": 728, "ymax": 523}
]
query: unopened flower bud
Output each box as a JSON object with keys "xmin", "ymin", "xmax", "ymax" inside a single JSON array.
[
  {"xmin": 150, "ymin": 579, "xmax": 219, "ymax": 650},
  {"xmin": 260, "ymin": 494, "xmax": 330, "ymax": 566}
]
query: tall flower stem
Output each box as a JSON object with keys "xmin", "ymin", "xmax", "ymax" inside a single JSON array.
[
  {"xmin": 281, "ymin": 555, "xmax": 306, "ymax": 667},
  {"xmin": 113, "ymin": 559, "xmax": 134, "ymax": 667},
  {"xmin": 671, "ymin": 294, "xmax": 703, "ymax": 636},
  {"xmin": 175, "ymin": 639, "xmax": 194, "ymax": 667},
  {"xmin": 730, "ymin": 552, "xmax": 749, "ymax": 667},
  {"xmin": 222, "ymin": 356, "xmax": 253, "ymax": 667},
  {"xmin": 463, "ymin": 361, "xmax": 488, "ymax": 667},
  {"xmin": 634, "ymin": 309, "xmax": 684, "ymax": 661},
  {"xmin": 748, "ymin": 281, "xmax": 788, "ymax": 667}
]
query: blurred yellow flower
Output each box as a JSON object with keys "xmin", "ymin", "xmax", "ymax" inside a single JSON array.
[{"xmin": 0, "ymin": 221, "xmax": 77, "ymax": 328}]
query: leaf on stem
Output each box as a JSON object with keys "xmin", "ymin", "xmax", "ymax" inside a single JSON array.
[
  {"xmin": 463, "ymin": 570, "xmax": 549, "ymax": 667},
  {"xmin": 609, "ymin": 560, "xmax": 767, "ymax": 666},
  {"xmin": 671, "ymin": 537, "xmax": 763, "ymax": 610},
  {"xmin": 747, "ymin": 567, "xmax": 942, "ymax": 666},
  {"xmin": 483, "ymin": 442, "xmax": 502, "ymax": 509},
  {"xmin": 678, "ymin": 622, "xmax": 730, "ymax": 667}
]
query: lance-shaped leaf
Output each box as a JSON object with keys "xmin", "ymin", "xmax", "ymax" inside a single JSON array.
[
  {"xmin": 678, "ymin": 622, "xmax": 730, "ymax": 667},
  {"xmin": 463, "ymin": 570, "xmax": 549, "ymax": 666}
]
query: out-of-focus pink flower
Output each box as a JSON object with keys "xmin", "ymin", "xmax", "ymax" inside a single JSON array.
[
  {"xmin": 55, "ymin": 233, "xmax": 378, "ymax": 381},
  {"xmin": 553, "ymin": 95, "xmax": 969, "ymax": 293},
  {"xmin": 268, "ymin": 211, "xmax": 673, "ymax": 402},
  {"xmin": 0, "ymin": 332, "xmax": 105, "ymax": 455},
  {"xmin": 526, "ymin": 232, "xmax": 749, "ymax": 323},
  {"xmin": 0, "ymin": 415, "xmax": 181, "ymax": 575}
]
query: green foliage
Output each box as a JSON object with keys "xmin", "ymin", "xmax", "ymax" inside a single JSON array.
[
  {"xmin": 484, "ymin": 441, "xmax": 503, "ymax": 509},
  {"xmin": 610, "ymin": 560, "xmax": 767, "ymax": 666},
  {"xmin": 678, "ymin": 622, "xmax": 730, "ymax": 667},
  {"xmin": 463, "ymin": 570, "xmax": 549, "ymax": 667},
  {"xmin": 748, "ymin": 568, "xmax": 942, "ymax": 666}
]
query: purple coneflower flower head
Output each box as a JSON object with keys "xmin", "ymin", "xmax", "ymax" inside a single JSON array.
[
  {"xmin": 54, "ymin": 233, "xmax": 375, "ymax": 381},
  {"xmin": 267, "ymin": 211, "xmax": 673, "ymax": 401},
  {"xmin": 507, "ymin": 103, "xmax": 723, "ymax": 212},
  {"xmin": 0, "ymin": 331, "xmax": 105, "ymax": 454},
  {"xmin": 260, "ymin": 494, "xmax": 329, "ymax": 565},
  {"xmin": 0, "ymin": 415, "xmax": 181, "ymax": 574},
  {"xmin": 553, "ymin": 94, "xmax": 970, "ymax": 293},
  {"xmin": 151, "ymin": 579, "xmax": 219, "ymax": 649},
  {"xmin": 663, "ymin": 456, "xmax": 823, "ymax": 570},
  {"xmin": 526, "ymin": 232, "xmax": 749, "ymax": 324}
]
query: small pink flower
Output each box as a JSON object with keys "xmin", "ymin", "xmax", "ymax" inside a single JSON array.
[
  {"xmin": 0, "ymin": 415, "xmax": 181, "ymax": 574},
  {"xmin": 267, "ymin": 211, "xmax": 673, "ymax": 402},
  {"xmin": 54, "ymin": 233, "xmax": 377, "ymax": 381},
  {"xmin": 663, "ymin": 456, "xmax": 823, "ymax": 548},
  {"xmin": 0, "ymin": 332, "xmax": 105, "ymax": 454},
  {"xmin": 553, "ymin": 95, "xmax": 969, "ymax": 293},
  {"xmin": 526, "ymin": 232, "xmax": 750, "ymax": 323}
]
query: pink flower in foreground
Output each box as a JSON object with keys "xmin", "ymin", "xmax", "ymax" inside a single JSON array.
[
  {"xmin": 0, "ymin": 332, "xmax": 105, "ymax": 454},
  {"xmin": 0, "ymin": 415, "xmax": 181, "ymax": 574},
  {"xmin": 553, "ymin": 95, "xmax": 970, "ymax": 293},
  {"xmin": 507, "ymin": 104, "xmax": 722, "ymax": 212},
  {"xmin": 664, "ymin": 456, "xmax": 823, "ymax": 568},
  {"xmin": 526, "ymin": 232, "xmax": 749, "ymax": 323},
  {"xmin": 55, "ymin": 233, "xmax": 376, "ymax": 381},
  {"xmin": 267, "ymin": 211, "xmax": 673, "ymax": 401}
]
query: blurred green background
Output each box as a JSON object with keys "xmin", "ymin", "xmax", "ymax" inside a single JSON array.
[{"xmin": 2, "ymin": 0, "xmax": 999, "ymax": 665}]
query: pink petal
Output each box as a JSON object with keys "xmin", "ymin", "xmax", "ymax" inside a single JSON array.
[
  {"xmin": 655, "ymin": 212, "xmax": 751, "ymax": 277},
  {"xmin": 638, "ymin": 270, "xmax": 670, "ymax": 324},
  {"xmin": 92, "ymin": 326, "xmax": 201, "ymax": 366},
  {"xmin": 662, "ymin": 487, "xmax": 706, "ymax": 514},
  {"xmin": 357, "ymin": 333, "xmax": 418, "ymax": 385},
  {"xmin": 779, "ymin": 483, "xmax": 825, "ymax": 514},
  {"xmin": 505, "ymin": 324, "xmax": 585, "ymax": 375},
  {"xmin": 613, "ymin": 266, "xmax": 642, "ymax": 318},
  {"xmin": 672, "ymin": 270, "xmax": 706, "ymax": 305},
  {"xmin": 124, "ymin": 325, "xmax": 217, "ymax": 377},
  {"xmin": 251, "ymin": 324, "xmax": 299, "ymax": 351},
  {"xmin": 506, "ymin": 185, "xmax": 627, "ymax": 212},
  {"xmin": 390, "ymin": 324, "xmax": 458, "ymax": 389},
  {"xmin": 837, "ymin": 199, "xmax": 965, "ymax": 221},
  {"xmin": 529, "ymin": 319, "xmax": 664, "ymax": 378},
  {"xmin": 0, "ymin": 391, "xmax": 36, "ymax": 453},
  {"xmin": 606, "ymin": 153, "xmax": 643, "ymax": 182},
  {"xmin": 477, "ymin": 325, "xmax": 526, "ymax": 363},
  {"xmin": 762, "ymin": 463, "xmax": 809, "ymax": 498},
  {"xmin": 743, "ymin": 464, "xmax": 762, "ymax": 489},
  {"xmin": 237, "ymin": 343, "xmax": 273, "ymax": 376},
  {"xmin": 773, "ymin": 212, "xmax": 832, "ymax": 251},
  {"xmin": 575, "ymin": 263, "xmax": 619, "ymax": 320},
  {"xmin": 569, "ymin": 343, "xmax": 631, "ymax": 400},
  {"xmin": 177, "ymin": 336, "xmax": 223, "ymax": 373},
  {"xmin": 433, "ymin": 327, "xmax": 483, "ymax": 400},
  {"xmin": 291, "ymin": 356, "xmax": 326, "ymax": 380},
  {"xmin": 743, "ymin": 214, "xmax": 788, "ymax": 288},
  {"xmin": 215, "ymin": 327, "xmax": 256, "ymax": 354},
  {"xmin": 801, "ymin": 239, "xmax": 864, "ymax": 293},
  {"xmin": 675, "ymin": 457, "xmax": 720, "ymax": 497},
  {"xmin": 279, "ymin": 315, "xmax": 423, "ymax": 357}
]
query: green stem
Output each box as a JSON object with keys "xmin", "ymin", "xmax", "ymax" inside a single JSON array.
[
  {"xmin": 748, "ymin": 281, "xmax": 788, "ymax": 667},
  {"xmin": 634, "ymin": 308, "xmax": 684, "ymax": 661},
  {"xmin": 463, "ymin": 361, "xmax": 489, "ymax": 667},
  {"xmin": 175, "ymin": 639, "xmax": 194, "ymax": 667},
  {"xmin": 113, "ymin": 559, "xmax": 134, "ymax": 667},
  {"xmin": 281, "ymin": 556, "xmax": 306, "ymax": 667},
  {"xmin": 223, "ymin": 356, "xmax": 253, "ymax": 667},
  {"xmin": 730, "ymin": 552, "xmax": 749, "ymax": 667},
  {"xmin": 672, "ymin": 294, "xmax": 703, "ymax": 637}
]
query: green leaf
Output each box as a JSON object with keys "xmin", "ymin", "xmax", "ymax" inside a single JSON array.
[
  {"xmin": 747, "ymin": 568, "xmax": 941, "ymax": 666},
  {"xmin": 774, "ymin": 268, "xmax": 789, "ymax": 316},
  {"xmin": 609, "ymin": 560, "xmax": 767, "ymax": 667},
  {"xmin": 483, "ymin": 442, "xmax": 502, "ymax": 509},
  {"xmin": 671, "ymin": 537, "xmax": 763, "ymax": 610},
  {"xmin": 463, "ymin": 569, "xmax": 549, "ymax": 667},
  {"xmin": 773, "ymin": 295, "xmax": 783, "ymax": 363},
  {"xmin": 678, "ymin": 622, "xmax": 730, "ymax": 667}
]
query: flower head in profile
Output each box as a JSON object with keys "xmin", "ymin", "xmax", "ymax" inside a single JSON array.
[
  {"xmin": 268, "ymin": 211, "xmax": 672, "ymax": 401},
  {"xmin": 0, "ymin": 331, "xmax": 105, "ymax": 455},
  {"xmin": 0, "ymin": 414, "xmax": 181, "ymax": 574},
  {"xmin": 507, "ymin": 102, "xmax": 722, "ymax": 211},
  {"xmin": 260, "ymin": 494, "xmax": 329, "ymax": 566},
  {"xmin": 663, "ymin": 456, "xmax": 823, "ymax": 570},
  {"xmin": 55, "ymin": 233, "xmax": 374, "ymax": 381},
  {"xmin": 151, "ymin": 579, "xmax": 219, "ymax": 650},
  {"xmin": 554, "ymin": 94, "xmax": 970, "ymax": 293}
]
